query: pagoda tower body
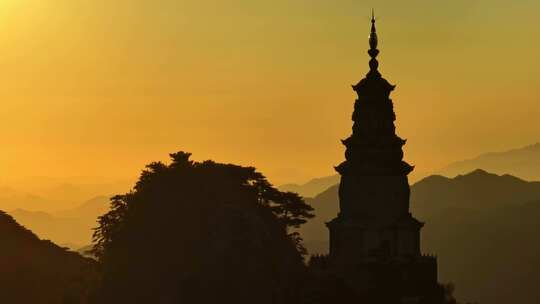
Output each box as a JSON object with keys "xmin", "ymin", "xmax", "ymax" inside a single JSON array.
[{"xmin": 326, "ymin": 13, "xmax": 442, "ymax": 303}]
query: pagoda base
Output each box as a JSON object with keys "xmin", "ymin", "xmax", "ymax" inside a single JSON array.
[{"xmin": 310, "ymin": 255, "xmax": 444, "ymax": 304}]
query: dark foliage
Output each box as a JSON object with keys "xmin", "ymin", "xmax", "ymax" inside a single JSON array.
[
  {"xmin": 90, "ymin": 152, "xmax": 315, "ymax": 304},
  {"xmin": 0, "ymin": 211, "xmax": 97, "ymax": 304}
]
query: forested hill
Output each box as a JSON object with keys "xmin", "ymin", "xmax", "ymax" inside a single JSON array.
[{"xmin": 0, "ymin": 211, "xmax": 96, "ymax": 304}]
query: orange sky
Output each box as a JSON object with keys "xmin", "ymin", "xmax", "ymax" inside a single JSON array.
[{"xmin": 0, "ymin": 0, "xmax": 539, "ymax": 186}]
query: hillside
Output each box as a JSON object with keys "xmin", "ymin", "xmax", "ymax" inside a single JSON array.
[
  {"xmin": 0, "ymin": 211, "xmax": 96, "ymax": 303},
  {"xmin": 299, "ymin": 170, "xmax": 540, "ymax": 304},
  {"xmin": 439, "ymin": 142, "xmax": 540, "ymax": 180}
]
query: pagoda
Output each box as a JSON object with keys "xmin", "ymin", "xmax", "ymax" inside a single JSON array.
[{"xmin": 325, "ymin": 12, "xmax": 443, "ymax": 303}]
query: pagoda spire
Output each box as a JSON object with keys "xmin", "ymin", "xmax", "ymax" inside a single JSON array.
[{"xmin": 367, "ymin": 9, "xmax": 381, "ymax": 78}]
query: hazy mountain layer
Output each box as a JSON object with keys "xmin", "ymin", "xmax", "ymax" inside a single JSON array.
[
  {"xmin": 8, "ymin": 196, "xmax": 109, "ymax": 248},
  {"xmin": 299, "ymin": 170, "xmax": 540, "ymax": 304},
  {"xmin": 0, "ymin": 186, "xmax": 61, "ymax": 212},
  {"xmin": 279, "ymin": 175, "xmax": 339, "ymax": 198},
  {"xmin": 0, "ymin": 177, "xmax": 131, "ymax": 212},
  {"xmin": 439, "ymin": 142, "xmax": 540, "ymax": 180}
]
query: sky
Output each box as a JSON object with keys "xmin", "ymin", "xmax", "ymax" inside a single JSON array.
[{"xmin": 0, "ymin": 0, "xmax": 539, "ymax": 187}]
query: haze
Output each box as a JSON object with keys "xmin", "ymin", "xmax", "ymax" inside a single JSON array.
[{"xmin": 1, "ymin": 0, "xmax": 539, "ymax": 191}]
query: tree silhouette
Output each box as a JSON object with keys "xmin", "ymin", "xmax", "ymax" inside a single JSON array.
[{"xmin": 90, "ymin": 152, "xmax": 315, "ymax": 304}]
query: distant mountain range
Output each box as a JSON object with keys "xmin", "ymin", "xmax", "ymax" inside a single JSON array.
[
  {"xmin": 413, "ymin": 169, "xmax": 540, "ymax": 218},
  {"xmin": 8, "ymin": 196, "xmax": 110, "ymax": 248},
  {"xmin": 279, "ymin": 175, "xmax": 339, "ymax": 198},
  {"xmin": 0, "ymin": 211, "xmax": 95, "ymax": 303},
  {"xmin": 0, "ymin": 177, "xmax": 121, "ymax": 249},
  {"xmin": 280, "ymin": 142, "xmax": 540, "ymax": 198},
  {"xmin": 0, "ymin": 177, "xmax": 131, "ymax": 212},
  {"xmin": 0, "ymin": 186, "xmax": 61, "ymax": 212},
  {"xmin": 438, "ymin": 142, "xmax": 540, "ymax": 180},
  {"xmin": 298, "ymin": 169, "xmax": 540, "ymax": 304}
]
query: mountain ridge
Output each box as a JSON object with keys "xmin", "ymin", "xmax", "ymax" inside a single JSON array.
[
  {"xmin": 279, "ymin": 175, "xmax": 339, "ymax": 198},
  {"xmin": 439, "ymin": 142, "xmax": 540, "ymax": 180}
]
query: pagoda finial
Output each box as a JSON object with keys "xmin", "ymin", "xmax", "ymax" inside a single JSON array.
[{"xmin": 367, "ymin": 9, "xmax": 380, "ymax": 77}]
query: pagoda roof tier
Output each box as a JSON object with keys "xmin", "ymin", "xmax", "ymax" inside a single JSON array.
[
  {"xmin": 326, "ymin": 212, "xmax": 423, "ymax": 230},
  {"xmin": 342, "ymin": 135, "xmax": 406, "ymax": 147},
  {"xmin": 335, "ymin": 160, "xmax": 414, "ymax": 176},
  {"xmin": 392, "ymin": 213, "xmax": 425, "ymax": 229},
  {"xmin": 352, "ymin": 76, "xmax": 396, "ymax": 98}
]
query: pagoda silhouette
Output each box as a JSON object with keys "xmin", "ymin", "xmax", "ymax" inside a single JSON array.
[{"xmin": 323, "ymin": 12, "xmax": 444, "ymax": 303}]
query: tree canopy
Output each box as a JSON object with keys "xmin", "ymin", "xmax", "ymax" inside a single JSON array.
[{"xmin": 91, "ymin": 152, "xmax": 315, "ymax": 304}]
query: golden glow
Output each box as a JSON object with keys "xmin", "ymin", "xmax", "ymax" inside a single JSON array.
[{"xmin": 0, "ymin": 0, "xmax": 539, "ymax": 190}]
